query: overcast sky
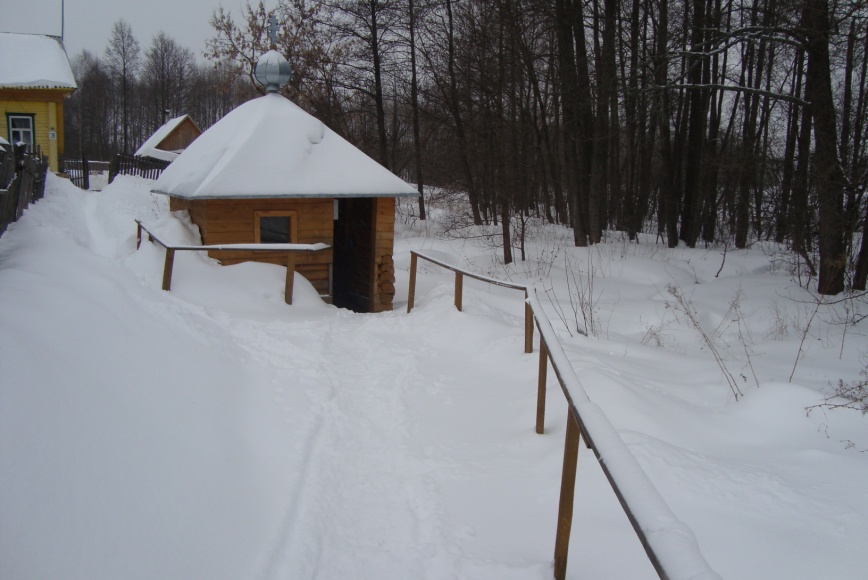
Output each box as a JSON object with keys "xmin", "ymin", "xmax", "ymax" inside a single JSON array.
[{"xmin": 0, "ymin": 0, "xmax": 268, "ymax": 62}]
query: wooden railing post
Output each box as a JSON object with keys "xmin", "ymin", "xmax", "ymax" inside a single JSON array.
[
  {"xmin": 136, "ymin": 221, "xmax": 142, "ymax": 249},
  {"xmin": 536, "ymin": 339, "xmax": 548, "ymax": 434},
  {"xmin": 285, "ymin": 253, "xmax": 296, "ymax": 305},
  {"xmin": 162, "ymin": 248, "xmax": 175, "ymax": 291},
  {"xmin": 554, "ymin": 409, "xmax": 581, "ymax": 580},
  {"xmin": 82, "ymin": 154, "xmax": 90, "ymax": 191},
  {"xmin": 407, "ymin": 252, "xmax": 418, "ymax": 313},
  {"xmin": 524, "ymin": 292, "xmax": 533, "ymax": 353},
  {"xmin": 455, "ymin": 271, "xmax": 463, "ymax": 311}
]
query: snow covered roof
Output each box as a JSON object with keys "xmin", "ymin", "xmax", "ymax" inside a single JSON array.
[
  {"xmin": 152, "ymin": 93, "xmax": 418, "ymax": 200},
  {"xmin": 134, "ymin": 115, "xmax": 192, "ymax": 161},
  {"xmin": 0, "ymin": 33, "xmax": 77, "ymax": 90}
]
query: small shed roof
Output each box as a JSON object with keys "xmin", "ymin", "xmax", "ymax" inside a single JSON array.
[
  {"xmin": 0, "ymin": 33, "xmax": 77, "ymax": 90},
  {"xmin": 152, "ymin": 93, "xmax": 418, "ymax": 200},
  {"xmin": 135, "ymin": 115, "xmax": 193, "ymax": 162}
]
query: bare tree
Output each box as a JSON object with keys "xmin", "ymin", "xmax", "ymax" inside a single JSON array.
[
  {"xmin": 141, "ymin": 33, "xmax": 196, "ymax": 131},
  {"xmin": 104, "ymin": 20, "xmax": 141, "ymax": 153}
]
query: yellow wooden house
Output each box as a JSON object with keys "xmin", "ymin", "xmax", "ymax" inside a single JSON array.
[{"xmin": 0, "ymin": 33, "xmax": 77, "ymax": 172}]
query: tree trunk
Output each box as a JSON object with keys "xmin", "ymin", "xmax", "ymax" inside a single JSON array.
[
  {"xmin": 802, "ymin": 0, "xmax": 847, "ymax": 294},
  {"xmin": 555, "ymin": 0, "xmax": 588, "ymax": 246},
  {"xmin": 369, "ymin": 0, "xmax": 389, "ymax": 170},
  {"xmin": 408, "ymin": 0, "xmax": 426, "ymax": 220}
]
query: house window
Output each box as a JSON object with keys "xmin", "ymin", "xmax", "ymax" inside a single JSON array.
[
  {"xmin": 7, "ymin": 114, "xmax": 35, "ymax": 151},
  {"xmin": 255, "ymin": 211, "xmax": 297, "ymax": 244}
]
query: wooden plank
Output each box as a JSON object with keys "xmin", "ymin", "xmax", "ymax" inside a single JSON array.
[
  {"xmin": 285, "ymin": 253, "xmax": 295, "ymax": 305},
  {"xmin": 0, "ymin": 88, "xmax": 71, "ymax": 102},
  {"xmin": 203, "ymin": 232, "xmax": 257, "ymax": 244},
  {"xmin": 204, "ymin": 222, "xmax": 255, "ymax": 234},
  {"xmin": 296, "ymin": 228, "xmax": 334, "ymax": 239},
  {"xmin": 162, "ymin": 248, "xmax": 175, "ymax": 291},
  {"xmin": 536, "ymin": 340, "xmax": 548, "ymax": 434},
  {"xmin": 211, "ymin": 250, "xmax": 332, "ymax": 265},
  {"xmin": 407, "ymin": 252, "xmax": 417, "ymax": 313},
  {"xmin": 554, "ymin": 409, "xmax": 581, "ymax": 580},
  {"xmin": 525, "ymin": 298, "xmax": 534, "ymax": 354},
  {"xmin": 454, "ymin": 272, "xmax": 463, "ymax": 311},
  {"xmin": 205, "ymin": 201, "xmax": 330, "ymax": 214}
]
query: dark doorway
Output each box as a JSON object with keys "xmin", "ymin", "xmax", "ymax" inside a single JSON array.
[{"xmin": 333, "ymin": 198, "xmax": 374, "ymax": 312}]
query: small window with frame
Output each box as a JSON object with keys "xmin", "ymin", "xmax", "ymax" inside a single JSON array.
[
  {"xmin": 255, "ymin": 211, "xmax": 297, "ymax": 244},
  {"xmin": 7, "ymin": 114, "xmax": 35, "ymax": 151}
]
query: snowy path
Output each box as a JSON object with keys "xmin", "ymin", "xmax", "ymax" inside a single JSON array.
[
  {"xmin": 208, "ymin": 302, "xmax": 563, "ymax": 580},
  {"xmin": 255, "ymin": 314, "xmax": 442, "ymax": 578}
]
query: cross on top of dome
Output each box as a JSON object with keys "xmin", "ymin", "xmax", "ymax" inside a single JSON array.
[{"xmin": 254, "ymin": 16, "xmax": 291, "ymax": 93}]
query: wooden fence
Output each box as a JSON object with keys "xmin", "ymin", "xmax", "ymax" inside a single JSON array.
[
  {"xmin": 62, "ymin": 155, "xmax": 90, "ymax": 190},
  {"xmin": 109, "ymin": 153, "xmax": 171, "ymax": 183},
  {"xmin": 61, "ymin": 156, "xmax": 114, "ymax": 190},
  {"xmin": 407, "ymin": 250, "xmax": 721, "ymax": 580},
  {"xmin": 0, "ymin": 144, "xmax": 49, "ymax": 237}
]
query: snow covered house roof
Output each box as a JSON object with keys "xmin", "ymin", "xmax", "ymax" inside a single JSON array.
[
  {"xmin": 135, "ymin": 115, "xmax": 199, "ymax": 162},
  {"xmin": 152, "ymin": 93, "xmax": 418, "ymax": 200},
  {"xmin": 0, "ymin": 33, "xmax": 77, "ymax": 90}
]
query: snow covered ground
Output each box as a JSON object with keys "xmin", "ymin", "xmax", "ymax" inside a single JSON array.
[{"xmin": 2, "ymin": 174, "xmax": 867, "ymax": 579}]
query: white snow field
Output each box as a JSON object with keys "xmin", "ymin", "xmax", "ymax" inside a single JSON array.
[{"xmin": 2, "ymin": 174, "xmax": 867, "ymax": 579}]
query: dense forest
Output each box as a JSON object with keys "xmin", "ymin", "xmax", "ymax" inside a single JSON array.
[{"xmin": 64, "ymin": 0, "xmax": 868, "ymax": 295}]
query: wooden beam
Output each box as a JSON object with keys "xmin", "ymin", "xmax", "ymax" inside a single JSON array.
[
  {"xmin": 536, "ymin": 339, "xmax": 548, "ymax": 434},
  {"xmin": 407, "ymin": 252, "xmax": 418, "ymax": 313},
  {"xmin": 524, "ymin": 294, "xmax": 534, "ymax": 354},
  {"xmin": 554, "ymin": 409, "xmax": 581, "ymax": 580},
  {"xmin": 454, "ymin": 271, "xmax": 463, "ymax": 311},
  {"xmin": 285, "ymin": 253, "xmax": 295, "ymax": 305},
  {"xmin": 162, "ymin": 248, "xmax": 175, "ymax": 291}
]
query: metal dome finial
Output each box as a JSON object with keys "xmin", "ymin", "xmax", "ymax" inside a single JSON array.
[{"xmin": 254, "ymin": 17, "xmax": 291, "ymax": 94}]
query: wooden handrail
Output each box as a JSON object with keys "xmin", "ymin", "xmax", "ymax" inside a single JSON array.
[
  {"xmin": 135, "ymin": 220, "xmax": 330, "ymax": 304},
  {"xmin": 406, "ymin": 251, "xmax": 720, "ymax": 580},
  {"xmin": 407, "ymin": 250, "xmax": 533, "ymax": 353}
]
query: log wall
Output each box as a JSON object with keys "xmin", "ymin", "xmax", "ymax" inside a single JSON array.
[
  {"xmin": 158, "ymin": 118, "xmax": 201, "ymax": 152},
  {"xmin": 169, "ymin": 195, "xmax": 398, "ymax": 311},
  {"xmin": 371, "ymin": 197, "xmax": 396, "ymax": 312},
  {"xmin": 170, "ymin": 197, "xmax": 334, "ymax": 295}
]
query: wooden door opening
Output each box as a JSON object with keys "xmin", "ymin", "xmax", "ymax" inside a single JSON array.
[{"xmin": 333, "ymin": 198, "xmax": 375, "ymax": 312}]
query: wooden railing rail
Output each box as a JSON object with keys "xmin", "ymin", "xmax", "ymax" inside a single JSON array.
[
  {"xmin": 135, "ymin": 220, "xmax": 329, "ymax": 305},
  {"xmin": 407, "ymin": 250, "xmax": 533, "ymax": 353},
  {"xmin": 406, "ymin": 251, "xmax": 720, "ymax": 580}
]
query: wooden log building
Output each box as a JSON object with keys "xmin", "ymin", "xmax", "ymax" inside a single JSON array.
[
  {"xmin": 135, "ymin": 115, "xmax": 202, "ymax": 163},
  {"xmin": 151, "ymin": 55, "xmax": 417, "ymax": 313}
]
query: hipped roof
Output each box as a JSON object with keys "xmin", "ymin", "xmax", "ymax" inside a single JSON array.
[
  {"xmin": 152, "ymin": 93, "xmax": 418, "ymax": 200},
  {"xmin": 0, "ymin": 33, "xmax": 77, "ymax": 90}
]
